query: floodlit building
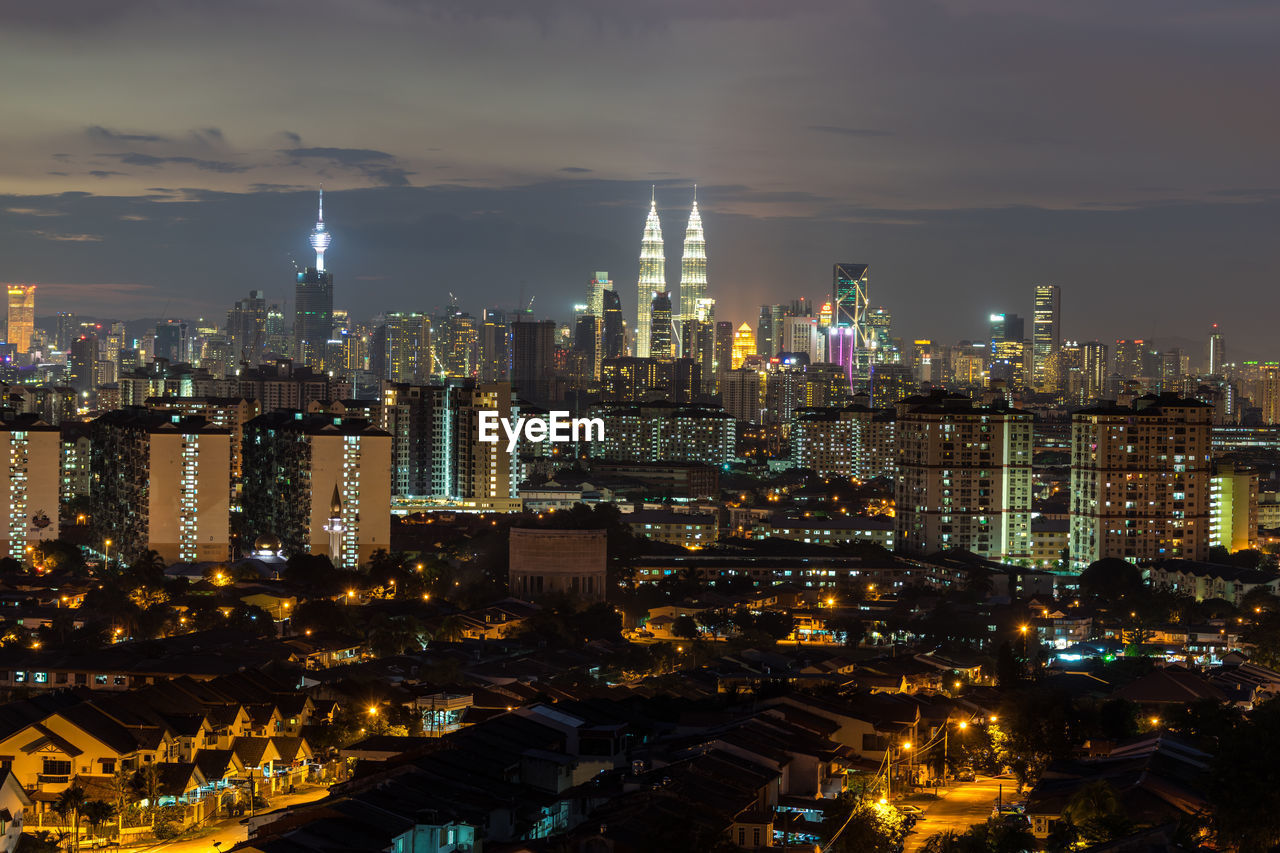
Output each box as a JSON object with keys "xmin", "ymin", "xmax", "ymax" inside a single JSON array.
[{"xmin": 0, "ymin": 416, "xmax": 60, "ymax": 561}]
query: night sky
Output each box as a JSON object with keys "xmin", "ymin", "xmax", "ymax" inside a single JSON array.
[{"xmin": 2, "ymin": 1, "xmax": 1278, "ymax": 357}]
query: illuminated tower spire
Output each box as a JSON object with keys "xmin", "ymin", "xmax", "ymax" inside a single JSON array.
[
  {"xmin": 308, "ymin": 186, "xmax": 332, "ymax": 272},
  {"xmin": 636, "ymin": 186, "xmax": 665, "ymax": 358},
  {"xmin": 679, "ymin": 185, "xmax": 707, "ymax": 341}
]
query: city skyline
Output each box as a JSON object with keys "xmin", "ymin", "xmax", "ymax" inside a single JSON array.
[{"xmin": 1, "ymin": 2, "xmax": 1278, "ymax": 353}]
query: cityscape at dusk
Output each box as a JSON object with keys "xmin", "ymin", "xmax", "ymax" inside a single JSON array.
[{"xmin": 1, "ymin": 3, "xmax": 1279, "ymax": 853}]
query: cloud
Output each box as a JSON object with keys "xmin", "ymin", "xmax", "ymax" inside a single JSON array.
[
  {"xmin": 86, "ymin": 125, "xmax": 169, "ymax": 144},
  {"xmin": 809, "ymin": 125, "xmax": 894, "ymax": 138},
  {"xmin": 5, "ymin": 207, "xmax": 64, "ymax": 217},
  {"xmin": 280, "ymin": 131, "xmax": 303, "ymax": 146},
  {"xmin": 282, "ymin": 146, "xmax": 415, "ymax": 187},
  {"xmin": 89, "ymin": 170, "xmax": 126, "ymax": 179},
  {"xmin": 110, "ymin": 153, "xmax": 249, "ymax": 173},
  {"xmin": 559, "ymin": 166, "xmax": 593, "ymax": 173},
  {"xmin": 25, "ymin": 230, "xmax": 103, "ymax": 242},
  {"xmin": 250, "ymin": 182, "xmax": 307, "ymax": 193}
]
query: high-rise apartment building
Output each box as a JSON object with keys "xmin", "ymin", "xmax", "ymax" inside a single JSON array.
[
  {"xmin": 1210, "ymin": 462, "xmax": 1258, "ymax": 554},
  {"xmin": 242, "ymin": 411, "xmax": 390, "ymax": 567},
  {"xmin": 5, "ymin": 285, "xmax": 35, "ymax": 353},
  {"xmin": 439, "ymin": 309, "xmax": 478, "ymax": 378},
  {"xmin": 90, "ymin": 410, "xmax": 231, "ymax": 564},
  {"xmin": 590, "ymin": 402, "xmax": 735, "ymax": 466},
  {"xmin": 1069, "ymin": 394, "xmax": 1212, "ymax": 568},
  {"xmin": 791, "ymin": 405, "xmax": 896, "ymax": 481},
  {"xmin": 1032, "ymin": 284, "xmax": 1060, "ymax": 390},
  {"xmin": 0, "ymin": 416, "xmax": 60, "ymax": 560},
  {"xmin": 1080, "ymin": 341, "xmax": 1108, "ymax": 403},
  {"xmin": 895, "ymin": 392, "xmax": 1033, "ymax": 561},
  {"xmin": 721, "ymin": 368, "xmax": 763, "ymax": 422},
  {"xmin": 635, "ymin": 189, "xmax": 665, "ymax": 359}
]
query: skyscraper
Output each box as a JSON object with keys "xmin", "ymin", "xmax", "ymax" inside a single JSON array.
[
  {"xmin": 381, "ymin": 312, "xmax": 432, "ymax": 383},
  {"xmin": 5, "ymin": 285, "xmax": 35, "ymax": 352},
  {"xmin": 601, "ymin": 290, "xmax": 625, "ymax": 360},
  {"xmin": 635, "ymin": 188, "xmax": 665, "ymax": 359},
  {"xmin": 1032, "ymin": 284, "xmax": 1061, "ymax": 389},
  {"xmin": 226, "ymin": 290, "xmax": 267, "ymax": 367},
  {"xmin": 479, "ymin": 308, "xmax": 510, "ymax": 382},
  {"xmin": 831, "ymin": 263, "xmax": 871, "ymax": 390},
  {"xmin": 678, "ymin": 188, "xmax": 707, "ymax": 340},
  {"xmin": 295, "ymin": 190, "xmax": 334, "ymax": 369},
  {"xmin": 1208, "ymin": 324, "xmax": 1225, "ymax": 374},
  {"xmin": 649, "ymin": 292, "xmax": 673, "ymax": 359},
  {"xmin": 731, "ymin": 322, "xmax": 756, "ymax": 370},
  {"xmin": 989, "ymin": 312, "xmax": 1025, "ymax": 350},
  {"xmin": 511, "ymin": 319, "xmax": 555, "ymax": 404}
]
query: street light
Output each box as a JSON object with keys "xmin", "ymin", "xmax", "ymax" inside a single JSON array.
[{"xmin": 103, "ymin": 538, "xmax": 112, "ymax": 567}]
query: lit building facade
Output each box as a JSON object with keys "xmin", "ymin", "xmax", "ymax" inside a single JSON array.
[
  {"xmin": 678, "ymin": 190, "xmax": 707, "ymax": 338},
  {"xmin": 590, "ymin": 402, "xmax": 735, "ymax": 466},
  {"xmin": 1032, "ymin": 284, "xmax": 1060, "ymax": 390},
  {"xmin": 1209, "ymin": 461, "xmax": 1258, "ymax": 554},
  {"xmin": 242, "ymin": 411, "xmax": 391, "ymax": 567},
  {"xmin": 1069, "ymin": 394, "xmax": 1213, "ymax": 568},
  {"xmin": 90, "ymin": 410, "xmax": 231, "ymax": 564},
  {"xmin": 635, "ymin": 189, "xmax": 665, "ymax": 359},
  {"xmin": 0, "ymin": 416, "xmax": 60, "ymax": 560},
  {"xmin": 895, "ymin": 392, "xmax": 1033, "ymax": 562},
  {"xmin": 792, "ymin": 404, "xmax": 896, "ymax": 481},
  {"xmin": 5, "ymin": 285, "xmax": 35, "ymax": 353}
]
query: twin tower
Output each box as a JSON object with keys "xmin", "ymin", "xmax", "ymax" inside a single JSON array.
[{"xmin": 635, "ymin": 188, "xmax": 708, "ymax": 359}]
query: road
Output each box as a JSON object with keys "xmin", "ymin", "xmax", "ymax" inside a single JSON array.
[
  {"xmin": 119, "ymin": 786, "xmax": 331, "ymax": 853},
  {"xmin": 902, "ymin": 776, "xmax": 1012, "ymax": 852}
]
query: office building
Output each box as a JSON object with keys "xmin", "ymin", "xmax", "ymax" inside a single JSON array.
[
  {"xmin": 226, "ymin": 290, "xmax": 267, "ymax": 367},
  {"xmin": 721, "ymin": 368, "xmax": 763, "ymax": 422},
  {"xmin": 242, "ymin": 411, "xmax": 390, "ymax": 567},
  {"xmin": 90, "ymin": 410, "xmax": 231, "ymax": 564},
  {"xmin": 154, "ymin": 320, "xmax": 189, "ymax": 364},
  {"xmin": 757, "ymin": 304, "xmax": 786, "ymax": 359},
  {"xmin": 635, "ymin": 189, "xmax": 665, "ymax": 358},
  {"xmin": 439, "ymin": 308, "xmax": 478, "ymax": 379},
  {"xmin": 479, "ymin": 308, "xmax": 510, "ymax": 382},
  {"xmin": 1069, "ymin": 394, "xmax": 1212, "ymax": 568},
  {"xmin": 510, "ymin": 319, "xmax": 555, "ymax": 405},
  {"xmin": 1031, "ymin": 284, "xmax": 1060, "ymax": 389},
  {"xmin": 602, "ymin": 290, "xmax": 625, "ymax": 360},
  {"xmin": 678, "ymin": 190, "xmax": 707, "ymax": 335},
  {"xmin": 895, "ymin": 392, "xmax": 1033, "ymax": 561},
  {"xmin": 831, "ymin": 263, "xmax": 871, "ymax": 389},
  {"xmin": 731, "ymin": 323, "xmax": 755, "ymax": 370},
  {"xmin": 5, "ymin": 285, "xmax": 35, "ymax": 353},
  {"xmin": 379, "ymin": 313, "xmax": 432, "ymax": 384},
  {"xmin": 1208, "ymin": 325, "xmax": 1225, "ymax": 375},
  {"xmin": 648, "ymin": 292, "xmax": 673, "ymax": 359}
]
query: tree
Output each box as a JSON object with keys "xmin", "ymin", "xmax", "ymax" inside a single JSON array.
[
  {"xmin": 1212, "ymin": 697, "xmax": 1280, "ymax": 849},
  {"xmin": 1079, "ymin": 558, "xmax": 1143, "ymax": 600},
  {"xmin": 671, "ymin": 615, "xmax": 699, "ymax": 641},
  {"xmin": 1063, "ymin": 780, "xmax": 1130, "ymax": 843},
  {"xmin": 130, "ymin": 765, "xmax": 161, "ymax": 826},
  {"xmin": 432, "ymin": 614, "xmax": 467, "ymax": 643},
  {"xmin": 81, "ymin": 800, "xmax": 117, "ymax": 840},
  {"xmin": 55, "ymin": 783, "xmax": 87, "ymax": 852},
  {"xmin": 827, "ymin": 796, "xmax": 907, "ymax": 853}
]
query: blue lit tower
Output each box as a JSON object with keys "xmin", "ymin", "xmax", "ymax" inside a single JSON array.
[{"xmin": 295, "ymin": 188, "xmax": 335, "ymax": 368}]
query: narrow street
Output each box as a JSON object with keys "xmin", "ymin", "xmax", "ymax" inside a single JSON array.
[
  {"xmin": 902, "ymin": 775, "xmax": 1012, "ymax": 852},
  {"xmin": 118, "ymin": 786, "xmax": 331, "ymax": 853}
]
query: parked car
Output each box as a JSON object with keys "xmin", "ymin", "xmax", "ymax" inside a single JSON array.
[{"xmin": 955, "ymin": 768, "xmax": 976, "ymax": 782}]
